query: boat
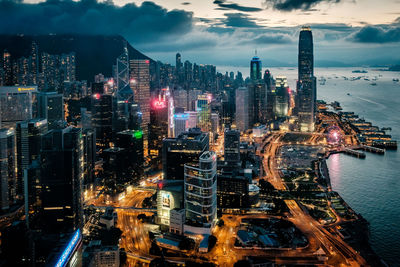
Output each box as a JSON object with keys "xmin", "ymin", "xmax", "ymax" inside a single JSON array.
[
  {"xmin": 352, "ymin": 70, "xmax": 368, "ymax": 73},
  {"xmin": 393, "ymin": 78, "xmax": 399, "ymax": 82},
  {"xmin": 347, "ymin": 93, "xmax": 351, "ymax": 96},
  {"xmin": 370, "ymin": 82, "xmax": 377, "ymax": 86}
]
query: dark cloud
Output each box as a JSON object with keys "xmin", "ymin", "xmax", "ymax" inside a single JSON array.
[
  {"xmin": 223, "ymin": 13, "xmax": 261, "ymax": 28},
  {"xmin": 181, "ymin": 2, "xmax": 191, "ymax": 5},
  {"xmin": 250, "ymin": 34, "xmax": 293, "ymax": 44},
  {"xmin": 351, "ymin": 25, "xmax": 400, "ymax": 43},
  {"xmin": 213, "ymin": 0, "xmax": 263, "ymax": 12},
  {"xmin": 0, "ymin": 0, "xmax": 193, "ymax": 44},
  {"xmin": 264, "ymin": 0, "xmax": 340, "ymax": 11}
]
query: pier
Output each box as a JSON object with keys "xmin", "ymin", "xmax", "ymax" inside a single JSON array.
[
  {"xmin": 344, "ymin": 148, "xmax": 366, "ymax": 158},
  {"xmin": 359, "ymin": 145, "xmax": 385, "ymax": 154}
]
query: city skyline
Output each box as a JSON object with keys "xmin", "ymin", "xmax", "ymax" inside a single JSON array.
[
  {"xmin": 0, "ymin": 0, "xmax": 399, "ymax": 67},
  {"xmin": 0, "ymin": 1, "xmax": 399, "ymax": 266}
]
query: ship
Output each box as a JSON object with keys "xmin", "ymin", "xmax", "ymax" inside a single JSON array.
[{"xmin": 393, "ymin": 78, "xmax": 399, "ymax": 82}]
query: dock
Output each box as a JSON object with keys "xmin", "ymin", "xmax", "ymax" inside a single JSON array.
[
  {"xmin": 359, "ymin": 145, "xmax": 385, "ymax": 154},
  {"xmin": 344, "ymin": 148, "xmax": 366, "ymax": 158}
]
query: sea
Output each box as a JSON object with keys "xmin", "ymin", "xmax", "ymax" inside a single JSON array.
[{"xmin": 217, "ymin": 66, "xmax": 400, "ymax": 266}]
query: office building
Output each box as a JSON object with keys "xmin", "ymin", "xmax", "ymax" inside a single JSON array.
[
  {"xmin": 0, "ymin": 86, "xmax": 37, "ymax": 127},
  {"xmin": 264, "ymin": 70, "xmax": 276, "ymax": 120},
  {"xmin": 40, "ymin": 127, "xmax": 84, "ymax": 233},
  {"xmin": 162, "ymin": 128, "xmax": 209, "ymax": 180},
  {"xmin": 196, "ymin": 94, "xmax": 211, "ymax": 132},
  {"xmin": 91, "ymin": 83, "xmax": 113, "ymax": 153},
  {"xmin": 149, "ymin": 96, "xmax": 168, "ymax": 164},
  {"xmin": 250, "ymin": 54, "xmax": 262, "ymax": 81},
  {"xmin": 274, "ymin": 76, "xmax": 290, "ymax": 119},
  {"xmin": 38, "ymin": 91, "xmax": 64, "ymax": 129},
  {"xmin": 184, "ymin": 151, "xmax": 217, "ymax": 235},
  {"xmin": 217, "ymin": 175, "xmax": 249, "ymax": 209},
  {"xmin": 0, "ymin": 128, "xmax": 16, "ymax": 210},
  {"xmin": 173, "ymin": 113, "xmax": 188, "ymax": 138},
  {"xmin": 16, "ymin": 118, "xmax": 48, "ymax": 197},
  {"xmin": 224, "ymin": 129, "xmax": 240, "ymax": 164},
  {"xmin": 297, "ymin": 26, "xmax": 316, "ymax": 132},
  {"xmin": 115, "ymin": 129, "xmax": 144, "ymax": 179},
  {"xmin": 130, "ymin": 59, "xmax": 150, "ymax": 156},
  {"xmin": 157, "ymin": 180, "xmax": 184, "ymax": 227},
  {"xmin": 235, "ymin": 87, "xmax": 249, "ymax": 132},
  {"xmin": 186, "ymin": 111, "xmax": 198, "ymax": 129}
]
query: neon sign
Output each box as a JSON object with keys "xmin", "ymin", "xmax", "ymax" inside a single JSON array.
[
  {"xmin": 153, "ymin": 100, "xmax": 166, "ymax": 109},
  {"xmin": 55, "ymin": 229, "xmax": 81, "ymax": 267}
]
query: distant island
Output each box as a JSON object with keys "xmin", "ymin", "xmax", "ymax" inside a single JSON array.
[{"xmin": 388, "ymin": 65, "xmax": 400, "ymax": 71}]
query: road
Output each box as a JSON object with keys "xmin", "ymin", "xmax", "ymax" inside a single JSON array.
[{"xmin": 261, "ymin": 132, "xmax": 368, "ymax": 266}]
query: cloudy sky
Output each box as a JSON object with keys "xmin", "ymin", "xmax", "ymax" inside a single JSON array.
[{"xmin": 1, "ymin": 0, "xmax": 400, "ymax": 67}]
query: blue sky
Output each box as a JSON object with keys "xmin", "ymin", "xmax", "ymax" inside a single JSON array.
[{"xmin": 2, "ymin": 0, "xmax": 400, "ymax": 66}]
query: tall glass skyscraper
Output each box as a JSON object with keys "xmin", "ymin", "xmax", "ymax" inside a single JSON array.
[
  {"xmin": 297, "ymin": 26, "xmax": 316, "ymax": 132},
  {"xmin": 250, "ymin": 55, "xmax": 262, "ymax": 81}
]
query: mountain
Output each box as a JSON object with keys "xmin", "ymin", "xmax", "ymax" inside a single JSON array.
[{"xmin": 0, "ymin": 34, "xmax": 152, "ymax": 81}]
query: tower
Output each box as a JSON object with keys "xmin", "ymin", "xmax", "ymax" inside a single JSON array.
[{"xmin": 297, "ymin": 26, "xmax": 316, "ymax": 132}]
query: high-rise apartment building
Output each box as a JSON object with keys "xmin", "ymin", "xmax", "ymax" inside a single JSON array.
[
  {"xmin": 274, "ymin": 76, "xmax": 290, "ymax": 119},
  {"xmin": 224, "ymin": 129, "xmax": 240, "ymax": 164}
]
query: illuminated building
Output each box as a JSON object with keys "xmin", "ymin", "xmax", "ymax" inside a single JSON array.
[
  {"xmin": 91, "ymin": 83, "xmax": 113, "ymax": 153},
  {"xmin": 115, "ymin": 129, "xmax": 144, "ymax": 180},
  {"xmin": 211, "ymin": 113, "xmax": 219, "ymax": 135},
  {"xmin": 297, "ymin": 26, "xmax": 316, "ymax": 132},
  {"xmin": 224, "ymin": 129, "xmax": 240, "ymax": 164},
  {"xmin": 273, "ymin": 76, "xmax": 289, "ymax": 119},
  {"xmin": 157, "ymin": 180, "xmax": 184, "ymax": 226},
  {"xmin": 60, "ymin": 52, "xmax": 76, "ymax": 82},
  {"xmin": 186, "ymin": 111, "xmax": 198, "ymax": 129},
  {"xmin": 0, "ymin": 86, "xmax": 37, "ymax": 127},
  {"xmin": 264, "ymin": 69, "xmax": 276, "ymax": 120},
  {"xmin": 16, "ymin": 118, "xmax": 48, "ymax": 197},
  {"xmin": 3, "ymin": 50, "xmax": 13, "ymax": 86},
  {"xmin": 188, "ymin": 89, "xmax": 202, "ymax": 111},
  {"xmin": 81, "ymin": 129, "xmax": 96, "ymax": 187},
  {"xmin": 173, "ymin": 113, "xmax": 189, "ymax": 138},
  {"xmin": 40, "ymin": 127, "xmax": 84, "ymax": 233},
  {"xmin": 217, "ymin": 175, "xmax": 249, "ymax": 209},
  {"xmin": 196, "ymin": 94, "xmax": 211, "ymax": 132},
  {"xmin": 130, "ymin": 59, "xmax": 150, "ymax": 156},
  {"xmin": 235, "ymin": 87, "xmax": 249, "ymax": 132},
  {"xmin": 170, "ymin": 208, "xmax": 185, "ymax": 235},
  {"xmin": 38, "ymin": 91, "xmax": 64, "ymax": 129},
  {"xmin": 162, "ymin": 128, "xmax": 209, "ymax": 180},
  {"xmin": 250, "ymin": 54, "xmax": 262, "ymax": 81},
  {"xmin": 0, "ymin": 128, "xmax": 16, "ymax": 210},
  {"xmin": 184, "ymin": 151, "xmax": 217, "ymax": 235},
  {"xmin": 47, "ymin": 229, "xmax": 83, "ymax": 267},
  {"xmin": 173, "ymin": 89, "xmax": 187, "ymax": 112}
]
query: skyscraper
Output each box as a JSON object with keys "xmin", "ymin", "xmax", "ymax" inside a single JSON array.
[
  {"xmin": 196, "ymin": 94, "xmax": 211, "ymax": 132},
  {"xmin": 184, "ymin": 151, "xmax": 217, "ymax": 234},
  {"xmin": 0, "ymin": 128, "xmax": 16, "ymax": 210},
  {"xmin": 235, "ymin": 87, "xmax": 249, "ymax": 132},
  {"xmin": 0, "ymin": 86, "xmax": 37, "ymax": 127},
  {"xmin": 297, "ymin": 26, "xmax": 316, "ymax": 132},
  {"xmin": 38, "ymin": 91, "xmax": 64, "ymax": 129},
  {"xmin": 274, "ymin": 76, "xmax": 290, "ymax": 119},
  {"xmin": 250, "ymin": 54, "xmax": 262, "ymax": 81},
  {"xmin": 91, "ymin": 83, "xmax": 113, "ymax": 153},
  {"xmin": 162, "ymin": 128, "xmax": 209, "ymax": 180},
  {"xmin": 130, "ymin": 59, "xmax": 150, "ymax": 156},
  {"xmin": 40, "ymin": 127, "xmax": 84, "ymax": 233},
  {"xmin": 16, "ymin": 118, "xmax": 48, "ymax": 197},
  {"xmin": 224, "ymin": 129, "xmax": 240, "ymax": 164}
]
